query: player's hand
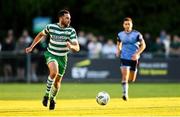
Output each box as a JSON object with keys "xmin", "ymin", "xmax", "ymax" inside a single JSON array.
[
  {"xmin": 66, "ymin": 41, "xmax": 72, "ymax": 50},
  {"xmin": 116, "ymin": 50, "xmax": 120, "ymax": 57},
  {"xmin": 131, "ymin": 53, "xmax": 139, "ymax": 60},
  {"xmin": 25, "ymin": 47, "xmax": 33, "ymax": 53}
]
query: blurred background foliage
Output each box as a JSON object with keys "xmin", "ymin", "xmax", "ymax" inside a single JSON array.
[{"xmin": 0, "ymin": 0, "xmax": 180, "ymax": 38}]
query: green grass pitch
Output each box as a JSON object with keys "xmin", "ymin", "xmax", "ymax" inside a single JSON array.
[{"xmin": 0, "ymin": 83, "xmax": 180, "ymax": 116}]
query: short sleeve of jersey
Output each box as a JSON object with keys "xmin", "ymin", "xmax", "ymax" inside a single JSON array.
[
  {"xmin": 137, "ymin": 33, "xmax": 143, "ymax": 42},
  {"xmin": 117, "ymin": 32, "xmax": 121, "ymax": 42},
  {"xmin": 42, "ymin": 25, "xmax": 50, "ymax": 35},
  {"xmin": 70, "ymin": 28, "xmax": 77, "ymax": 42}
]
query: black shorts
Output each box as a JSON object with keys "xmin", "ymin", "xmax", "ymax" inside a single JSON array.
[{"xmin": 120, "ymin": 59, "xmax": 139, "ymax": 71}]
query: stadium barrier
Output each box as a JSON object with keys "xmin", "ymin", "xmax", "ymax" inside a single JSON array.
[
  {"xmin": 65, "ymin": 57, "xmax": 180, "ymax": 82},
  {"xmin": 0, "ymin": 52, "xmax": 179, "ymax": 83}
]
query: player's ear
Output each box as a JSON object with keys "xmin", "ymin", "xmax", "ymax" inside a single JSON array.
[{"xmin": 131, "ymin": 22, "xmax": 133, "ymax": 27}]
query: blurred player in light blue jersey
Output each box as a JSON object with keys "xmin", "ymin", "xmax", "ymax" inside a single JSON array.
[{"xmin": 116, "ymin": 17, "xmax": 146, "ymax": 101}]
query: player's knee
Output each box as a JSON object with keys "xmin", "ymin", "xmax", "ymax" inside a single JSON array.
[
  {"xmin": 122, "ymin": 74, "xmax": 129, "ymax": 81},
  {"xmin": 49, "ymin": 71, "xmax": 58, "ymax": 79}
]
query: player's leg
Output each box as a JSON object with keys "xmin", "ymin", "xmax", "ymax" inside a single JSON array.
[
  {"xmin": 49, "ymin": 75, "xmax": 62, "ymax": 110},
  {"xmin": 50, "ymin": 75, "xmax": 62, "ymax": 99},
  {"xmin": 49, "ymin": 55, "xmax": 67, "ymax": 110},
  {"xmin": 43, "ymin": 61, "xmax": 58, "ymax": 107},
  {"xmin": 129, "ymin": 70, "xmax": 137, "ymax": 82},
  {"xmin": 121, "ymin": 66, "xmax": 130, "ymax": 101},
  {"xmin": 129, "ymin": 60, "xmax": 138, "ymax": 82}
]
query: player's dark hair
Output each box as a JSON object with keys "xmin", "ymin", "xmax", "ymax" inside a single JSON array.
[
  {"xmin": 123, "ymin": 17, "xmax": 133, "ymax": 22},
  {"xmin": 58, "ymin": 9, "xmax": 70, "ymax": 18}
]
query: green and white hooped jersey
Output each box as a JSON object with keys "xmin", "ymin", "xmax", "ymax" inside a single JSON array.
[{"xmin": 42, "ymin": 23, "xmax": 78, "ymax": 56}]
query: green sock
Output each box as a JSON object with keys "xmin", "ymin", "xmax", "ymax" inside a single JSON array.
[
  {"xmin": 45, "ymin": 76, "xmax": 54, "ymax": 97},
  {"xmin": 50, "ymin": 86, "xmax": 59, "ymax": 100}
]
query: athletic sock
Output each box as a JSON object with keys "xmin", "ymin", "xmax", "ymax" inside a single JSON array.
[
  {"xmin": 45, "ymin": 76, "xmax": 54, "ymax": 97},
  {"xmin": 50, "ymin": 85, "xmax": 59, "ymax": 100},
  {"xmin": 122, "ymin": 81, "xmax": 128, "ymax": 97}
]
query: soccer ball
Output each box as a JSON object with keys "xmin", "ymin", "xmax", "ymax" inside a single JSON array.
[{"xmin": 96, "ymin": 91, "xmax": 110, "ymax": 105}]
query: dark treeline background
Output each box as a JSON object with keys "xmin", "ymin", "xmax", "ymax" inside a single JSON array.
[{"xmin": 0, "ymin": 0, "xmax": 180, "ymax": 39}]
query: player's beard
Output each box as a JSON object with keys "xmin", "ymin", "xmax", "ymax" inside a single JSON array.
[
  {"xmin": 60, "ymin": 20, "xmax": 70, "ymax": 27},
  {"xmin": 63, "ymin": 22, "xmax": 70, "ymax": 27}
]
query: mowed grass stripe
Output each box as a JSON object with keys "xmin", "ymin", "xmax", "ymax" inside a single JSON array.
[
  {"xmin": 0, "ymin": 98, "xmax": 180, "ymax": 116},
  {"xmin": 0, "ymin": 83, "xmax": 180, "ymax": 100}
]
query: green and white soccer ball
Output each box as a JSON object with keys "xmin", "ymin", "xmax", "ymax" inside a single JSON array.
[{"xmin": 96, "ymin": 91, "xmax": 110, "ymax": 105}]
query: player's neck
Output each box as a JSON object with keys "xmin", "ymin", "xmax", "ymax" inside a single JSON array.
[
  {"xmin": 57, "ymin": 23, "xmax": 65, "ymax": 28},
  {"xmin": 58, "ymin": 23, "xmax": 64, "ymax": 28},
  {"xmin": 125, "ymin": 29, "xmax": 132, "ymax": 33}
]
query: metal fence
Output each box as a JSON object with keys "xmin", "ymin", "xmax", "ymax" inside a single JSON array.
[
  {"xmin": 0, "ymin": 52, "xmax": 48, "ymax": 83},
  {"xmin": 0, "ymin": 52, "xmax": 180, "ymax": 83}
]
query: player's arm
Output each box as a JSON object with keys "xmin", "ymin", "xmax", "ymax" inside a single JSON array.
[
  {"xmin": 132, "ymin": 35, "xmax": 146, "ymax": 60},
  {"xmin": 67, "ymin": 29, "xmax": 80, "ymax": 52},
  {"xmin": 116, "ymin": 37, "xmax": 122, "ymax": 57},
  {"xmin": 136, "ymin": 38, "xmax": 146, "ymax": 55},
  {"xmin": 67, "ymin": 40, "xmax": 80, "ymax": 52},
  {"xmin": 25, "ymin": 31, "xmax": 46, "ymax": 53}
]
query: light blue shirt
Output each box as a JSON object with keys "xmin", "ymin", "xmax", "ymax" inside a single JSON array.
[{"xmin": 117, "ymin": 30, "xmax": 143, "ymax": 60}]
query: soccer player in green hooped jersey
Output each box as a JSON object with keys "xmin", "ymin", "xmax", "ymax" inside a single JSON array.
[{"xmin": 26, "ymin": 9, "xmax": 80, "ymax": 110}]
